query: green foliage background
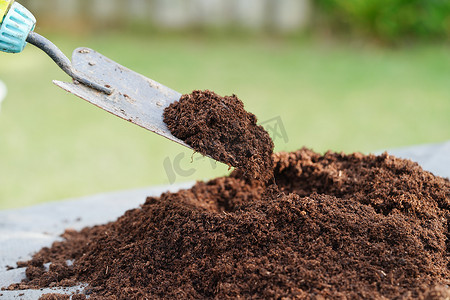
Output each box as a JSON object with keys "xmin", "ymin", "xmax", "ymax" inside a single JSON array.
[{"xmin": 316, "ymin": 0, "xmax": 450, "ymax": 43}]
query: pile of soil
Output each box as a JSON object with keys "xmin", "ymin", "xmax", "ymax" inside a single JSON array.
[
  {"xmin": 163, "ymin": 90, "xmax": 274, "ymax": 182},
  {"xmin": 5, "ymin": 90, "xmax": 450, "ymax": 298},
  {"xmin": 6, "ymin": 149, "xmax": 450, "ymax": 299}
]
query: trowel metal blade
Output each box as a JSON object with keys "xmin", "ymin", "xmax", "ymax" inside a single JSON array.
[{"xmin": 53, "ymin": 47, "xmax": 190, "ymax": 149}]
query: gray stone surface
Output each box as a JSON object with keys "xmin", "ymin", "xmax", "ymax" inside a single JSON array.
[{"xmin": 0, "ymin": 141, "xmax": 448, "ymax": 298}]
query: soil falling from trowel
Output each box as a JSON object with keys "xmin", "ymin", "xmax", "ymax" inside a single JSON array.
[{"xmin": 164, "ymin": 90, "xmax": 274, "ymax": 182}]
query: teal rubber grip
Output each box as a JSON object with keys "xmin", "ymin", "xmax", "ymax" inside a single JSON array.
[{"xmin": 0, "ymin": 2, "xmax": 36, "ymax": 53}]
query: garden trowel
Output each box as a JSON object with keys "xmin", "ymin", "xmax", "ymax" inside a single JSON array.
[{"xmin": 0, "ymin": 0, "xmax": 190, "ymax": 149}]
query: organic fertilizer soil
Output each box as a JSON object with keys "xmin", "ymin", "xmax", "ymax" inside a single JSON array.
[
  {"xmin": 163, "ymin": 90, "xmax": 274, "ymax": 182},
  {"xmin": 5, "ymin": 90, "xmax": 450, "ymax": 299},
  {"xmin": 5, "ymin": 149, "xmax": 450, "ymax": 299}
]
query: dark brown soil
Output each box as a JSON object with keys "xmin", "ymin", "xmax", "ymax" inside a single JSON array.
[
  {"xmin": 6, "ymin": 149, "xmax": 450, "ymax": 299},
  {"xmin": 163, "ymin": 90, "xmax": 274, "ymax": 182},
  {"xmin": 39, "ymin": 294, "xmax": 70, "ymax": 300},
  {"xmin": 39, "ymin": 294, "xmax": 85, "ymax": 300}
]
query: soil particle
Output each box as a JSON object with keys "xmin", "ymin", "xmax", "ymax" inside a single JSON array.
[
  {"xmin": 24, "ymin": 259, "xmax": 74, "ymax": 288},
  {"xmin": 39, "ymin": 294, "xmax": 70, "ymax": 300},
  {"xmin": 164, "ymin": 90, "xmax": 274, "ymax": 182},
  {"xmin": 38, "ymin": 294, "xmax": 86, "ymax": 300},
  {"xmin": 7, "ymin": 149, "xmax": 450, "ymax": 299}
]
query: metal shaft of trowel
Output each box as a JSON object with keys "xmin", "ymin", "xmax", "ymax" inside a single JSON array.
[{"xmin": 26, "ymin": 32, "xmax": 112, "ymax": 95}]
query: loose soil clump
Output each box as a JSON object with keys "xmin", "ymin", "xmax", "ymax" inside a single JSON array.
[
  {"xmin": 6, "ymin": 149, "xmax": 450, "ymax": 299},
  {"xmin": 163, "ymin": 90, "xmax": 274, "ymax": 182}
]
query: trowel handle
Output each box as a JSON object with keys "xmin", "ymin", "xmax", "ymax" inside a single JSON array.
[
  {"xmin": 0, "ymin": 0, "xmax": 35, "ymax": 53},
  {"xmin": 0, "ymin": 1, "xmax": 112, "ymax": 95}
]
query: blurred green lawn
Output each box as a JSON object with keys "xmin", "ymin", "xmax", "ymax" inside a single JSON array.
[{"xmin": 0, "ymin": 31, "xmax": 449, "ymax": 209}]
